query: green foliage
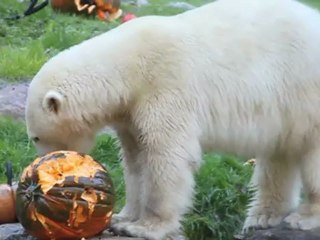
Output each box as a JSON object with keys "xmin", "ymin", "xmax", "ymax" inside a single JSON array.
[
  {"xmin": 0, "ymin": 42, "xmax": 47, "ymax": 80},
  {"xmin": 0, "ymin": 117, "xmax": 36, "ymax": 183},
  {"xmin": 90, "ymin": 134, "xmax": 126, "ymax": 213},
  {"xmin": 301, "ymin": 0, "xmax": 320, "ymax": 9},
  {"xmin": 184, "ymin": 154, "xmax": 253, "ymax": 240}
]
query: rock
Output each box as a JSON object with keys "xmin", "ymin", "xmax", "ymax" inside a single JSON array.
[
  {"xmin": 235, "ymin": 224, "xmax": 320, "ymax": 240},
  {"xmin": 0, "ymin": 81, "xmax": 29, "ymax": 120},
  {"xmin": 0, "ymin": 223, "xmax": 32, "ymax": 240},
  {"xmin": 0, "ymin": 80, "xmax": 116, "ymax": 136},
  {"xmin": 121, "ymin": 0, "xmax": 149, "ymax": 7},
  {"xmin": 0, "ymin": 223, "xmax": 144, "ymax": 240},
  {"xmin": 136, "ymin": 0, "xmax": 149, "ymax": 7},
  {"xmin": 166, "ymin": 2, "xmax": 195, "ymax": 10}
]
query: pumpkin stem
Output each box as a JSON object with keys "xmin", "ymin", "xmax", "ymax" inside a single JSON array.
[
  {"xmin": 25, "ymin": 183, "xmax": 42, "ymax": 201},
  {"xmin": 5, "ymin": 161, "xmax": 13, "ymax": 186}
]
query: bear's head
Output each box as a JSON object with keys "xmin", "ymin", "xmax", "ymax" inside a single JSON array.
[
  {"xmin": 25, "ymin": 18, "xmax": 147, "ymax": 156},
  {"xmin": 25, "ymin": 62, "xmax": 100, "ymax": 156},
  {"xmin": 26, "ymin": 88, "xmax": 96, "ymax": 156}
]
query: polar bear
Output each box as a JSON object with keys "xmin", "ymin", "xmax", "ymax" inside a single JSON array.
[{"xmin": 25, "ymin": 0, "xmax": 320, "ymax": 239}]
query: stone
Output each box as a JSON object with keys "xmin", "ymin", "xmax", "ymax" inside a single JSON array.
[
  {"xmin": 235, "ymin": 224, "xmax": 320, "ymax": 240},
  {"xmin": 0, "ymin": 81, "xmax": 116, "ymax": 136},
  {"xmin": 0, "ymin": 81, "xmax": 29, "ymax": 120},
  {"xmin": 121, "ymin": 0, "xmax": 149, "ymax": 7},
  {"xmin": 0, "ymin": 223, "xmax": 144, "ymax": 240},
  {"xmin": 136, "ymin": 0, "xmax": 149, "ymax": 7},
  {"xmin": 0, "ymin": 223, "xmax": 32, "ymax": 240},
  {"xmin": 166, "ymin": 2, "xmax": 195, "ymax": 10}
]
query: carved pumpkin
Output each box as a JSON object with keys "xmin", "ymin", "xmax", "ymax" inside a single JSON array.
[
  {"xmin": 51, "ymin": 0, "xmax": 122, "ymax": 21},
  {"xmin": 51, "ymin": 0, "xmax": 80, "ymax": 13},
  {"xmin": 15, "ymin": 151, "xmax": 115, "ymax": 240}
]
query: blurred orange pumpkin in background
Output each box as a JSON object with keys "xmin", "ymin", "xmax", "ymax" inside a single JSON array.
[
  {"xmin": 0, "ymin": 182, "xmax": 18, "ymax": 224},
  {"xmin": 0, "ymin": 161, "xmax": 18, "ymax": 224},
  {"xmin": 51, "ymin": 0, "xmax": 122, "ymax": 21}
]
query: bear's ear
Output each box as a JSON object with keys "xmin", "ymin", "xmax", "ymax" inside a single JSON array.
[{"xmin": 43, "ymin": 90, "xmax": 64, "ymax": 114}]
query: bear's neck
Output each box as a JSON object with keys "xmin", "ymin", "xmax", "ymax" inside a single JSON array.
[{"xmin": 68, "ymin": 67, "xmax": 139, "ymax": 130}]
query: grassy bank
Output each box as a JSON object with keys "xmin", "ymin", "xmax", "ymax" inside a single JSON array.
[{"xmin": 0, "ymin": 0, "xmax": 210, "ymax": 80}]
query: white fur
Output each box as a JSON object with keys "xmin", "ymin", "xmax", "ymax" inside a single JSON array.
[{"xmin": 25, "ymin": 0, "xmax": 320, "ymax": 239}]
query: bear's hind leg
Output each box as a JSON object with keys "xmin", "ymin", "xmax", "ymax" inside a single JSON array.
[
  {"xmin": 285, "ymin": 148, "xmax": 320, "ymax": 230},
  {"xmin": 243, "ymin": 157, "xmax": 301, "ymax": 233}
]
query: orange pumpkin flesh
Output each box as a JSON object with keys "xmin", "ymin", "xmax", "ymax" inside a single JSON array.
[
  {"xmin": 16, "ymin": 151, "xmax": 115, "ymax": 240},
  {"xmin": 51, "ymin": 0, "xmax": 122, "ymax": 20},
  {"xmin": 51, "ymin": 0, "xmax": 79, "ymax": 13}
]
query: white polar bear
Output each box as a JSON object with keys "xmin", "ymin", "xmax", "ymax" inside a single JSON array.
[{"xmin": 25, "ymin": 0, "xmax": 320, "ymax": 239}]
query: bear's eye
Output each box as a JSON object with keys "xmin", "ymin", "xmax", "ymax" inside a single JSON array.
[{"xmin": 32, "ymin": 137, "xmax": 40, "ymax": 143}]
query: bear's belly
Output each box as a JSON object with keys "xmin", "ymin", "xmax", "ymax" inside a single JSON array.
[{"xmin": 198, "ymin": 116, "xmax": 292, "ymax": 160}]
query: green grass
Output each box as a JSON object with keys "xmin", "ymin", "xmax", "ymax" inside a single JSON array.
[
  {"xmin": 185, "ymin": 154, "xmax": 253, "ymax": 239},
  {"xmin": 0, "ymin": 118, "xmax": 36, "ymax": 183},
  {"xmin": 0, "ymin": 0, "xmax": 121, "ymax": 80},
  {"xmin": 0, "ymin": 0, "xmax": 211, "ymax": 81},
  {"xmin": 0, "ymin": 117, "xmax": 253, "ymax": 239},
  {"xmin": 301, "ymin": 0, "xmax": 320, "ymax": 9}
]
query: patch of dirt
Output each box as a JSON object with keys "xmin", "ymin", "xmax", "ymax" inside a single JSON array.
[
  {"xmin": 0, "ymin": 80, "xmax": 115, "ymax": 135},
  {"xmin": 0, "ymin": 81, "xmax": 29, "ymax": 121}
]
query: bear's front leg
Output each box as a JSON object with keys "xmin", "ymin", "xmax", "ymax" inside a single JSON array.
[
  {"xmin": 243, "ymin": 157, "xmax": 301, "ymax": 233},
  {"xmin": 111, "ymin": 128, "xmax": 142, "ymax": 225},
  {"xmin": 111, "ymin": 145, "xmax": 197, "ymax": 239},
  {"xmin": 284, "ymin": 148, "xmax": 320, "ymax": 230},
  {"xmin": 111, "ymin": 98, "xmax": 201, "ymax": 239}
]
